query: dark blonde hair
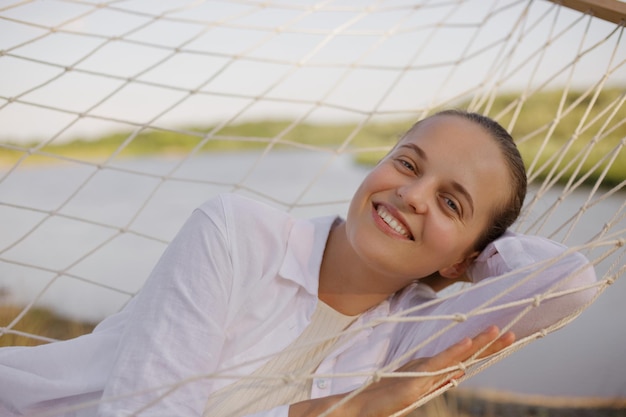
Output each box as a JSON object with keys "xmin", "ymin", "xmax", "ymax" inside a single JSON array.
[{"xmin": 404, "ymin": 109, "xmax": 527, "ymax": 252}]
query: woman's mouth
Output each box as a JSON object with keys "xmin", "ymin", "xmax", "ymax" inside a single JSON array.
[{"xmin": 375, "ymin": 204, "xmax": 413, "ymax": 240}]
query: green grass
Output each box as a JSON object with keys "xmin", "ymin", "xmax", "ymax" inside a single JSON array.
[
  {"xmin": 486, "ymin": 88, "xmax": 626, "ymax": 188},
  {"xmin": 0, "ymin": 305, "xmax": 96, "ymax": 347},
  {"xmin": 2, "ymin": 88, "xmax": 624, "ymax": 187},
  {"xmin": 354, "ymin": 88, "xmax": 626, "ymax": 188}
]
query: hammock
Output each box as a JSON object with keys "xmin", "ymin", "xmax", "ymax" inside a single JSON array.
[{"xmin": 0, "ymin": 0, "xmax": 624, "ymax": 415}]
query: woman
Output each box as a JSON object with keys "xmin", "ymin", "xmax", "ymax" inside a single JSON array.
[{"xmin": 1, "ymin": 110, "xmax": 540, "ymax": 417}]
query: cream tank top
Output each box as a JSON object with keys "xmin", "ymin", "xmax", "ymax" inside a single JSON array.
[{"xmin": 204, "ymin": 301, "xmax": 359, "ymax": 417}]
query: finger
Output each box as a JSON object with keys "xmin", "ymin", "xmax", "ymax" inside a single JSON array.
[
  {"xmin": 469, "ymin": 325, "xmax": 501, "ymax": 349},
  {"xmin": 421, "ymin": 326, "xmax": 500, "ymax": 373},
  {"xmin": 416, "ymin": 336, "xmax": 474, "ymax": 375},
  {"xmin": 411, "ymin": 326, "xmax": 508, "ymax": 378},
  {"xmin": 476, "ymin": 331, "xmax": 515, "ymax": 359}
]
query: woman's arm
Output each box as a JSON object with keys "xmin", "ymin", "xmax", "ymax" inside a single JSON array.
[
  {"xmin": 288, "ymin": 326, "xmax": 514, "ymax": 417},
  {"xmin": 98, "ymin": 202, "xmax": 234, "ymax": 417}
]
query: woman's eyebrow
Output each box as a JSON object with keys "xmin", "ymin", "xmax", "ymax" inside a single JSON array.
[{"xmin": 399, "ymin": 143, "xmax": 427, "ymax": 161}]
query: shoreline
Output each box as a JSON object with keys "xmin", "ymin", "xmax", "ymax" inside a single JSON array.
[
  {"xmin": 2, "ymin": 148, "xmax": 625, "ymax": 190},
  {"xmin": 453, "ymin": 387, "xmax": 626, "ymax": 408},
  {"xmin": 445, "ymin": 388, "xmax": 626, "ymax": 416}
]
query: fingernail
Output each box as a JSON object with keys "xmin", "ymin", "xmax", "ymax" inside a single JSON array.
[{"xmin": 457, "ymin": 337, "xmax": 471, "ymax": 347}]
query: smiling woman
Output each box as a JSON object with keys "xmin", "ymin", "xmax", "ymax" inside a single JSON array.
[
  {"xmin": 331, "ymin": 112, "xmax": 519, "ymax": 315},
  {"xmin": 0, "ymin": 0, "xmax": 623, "ymax": 415},
  {"xmin": 0, "ymin": 110, "xmax": 596, "ymax": 417}
]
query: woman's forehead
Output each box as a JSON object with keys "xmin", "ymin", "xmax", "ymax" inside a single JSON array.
[{"xmin": 400, "ymin": 115, "xmax": 504, "ymax": 161}]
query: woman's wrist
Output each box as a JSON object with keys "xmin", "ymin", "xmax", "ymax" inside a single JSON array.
[{"xmin": 288, "ymin": 392, "xmax": 359, "ymax": 417}]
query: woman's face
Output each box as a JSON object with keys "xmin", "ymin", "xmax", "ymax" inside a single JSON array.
[{"xmin": 346, "ymin": 114, "xmax": 511, "ymax": 287}]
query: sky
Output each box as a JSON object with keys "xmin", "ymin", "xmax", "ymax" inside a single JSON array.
[{"xmin": 0, "ymin": 0, "xmax": 624, "ymax": 144}]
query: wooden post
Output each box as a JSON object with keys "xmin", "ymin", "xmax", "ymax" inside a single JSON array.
[{"xmin": 546, "ymin": 0, "xmax": 626, "ymax": 24}]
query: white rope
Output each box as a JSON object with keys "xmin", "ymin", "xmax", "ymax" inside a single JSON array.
[{"xmin": 0, "ymin": 1, "xmax": 624, "ymax": 416}]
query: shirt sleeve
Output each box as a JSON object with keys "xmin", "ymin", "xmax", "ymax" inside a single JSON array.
[
  {"xmin": 385, "ymin": 233, "xmax": 598, "ymax": 366},
  {"xmin": 472, "ymin": 232, "xmax": 598, "ymax": 338},
  {"xmin": 98, "ymin": 197, "xmax": 234, "ymax": 417}
]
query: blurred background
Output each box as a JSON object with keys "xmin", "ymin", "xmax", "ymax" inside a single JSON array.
[{"xmin": 0, "ymin": 0, "xmax": 624, "ymax": 412}]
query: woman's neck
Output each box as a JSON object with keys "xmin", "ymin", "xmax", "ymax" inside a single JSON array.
[{"xmin": 318, "ymin": 220, "xmax": 407, "ymax": 316}]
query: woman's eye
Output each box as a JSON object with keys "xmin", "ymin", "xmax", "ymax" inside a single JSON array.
[
  {"xmin": 397, "ymin": 159, "xmax": 415, "ymax": 172},
  {"xmin": 444, "ymin": 197, "xmax": 459, "ymax": 213}
]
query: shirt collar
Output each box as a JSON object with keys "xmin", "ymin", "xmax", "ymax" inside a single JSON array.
[
  {"xmin": 278, "ymin": 215, "xmax": 339, "ymax": 297},
  {"xmin": 277, "ymin": 216, "xmax": 438, "ymax": 320}
]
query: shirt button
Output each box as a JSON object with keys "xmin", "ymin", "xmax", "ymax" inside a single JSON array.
[{"xmin": 316, "ymin": 379, "xmax": 328, "ymax": 389}]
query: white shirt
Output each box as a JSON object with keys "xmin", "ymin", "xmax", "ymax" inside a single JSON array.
[
  {"xmin": 0, "ymin": 194, "xmax": 597, "ymax": 417},
  {"xmin": 0, "ymin": 194, "xmax": 398, "ymax": 417}
]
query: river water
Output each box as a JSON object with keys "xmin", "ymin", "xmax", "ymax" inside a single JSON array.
[{"xmin": 0, "ymin": 151, "xmax": 624, "ymax": 399}]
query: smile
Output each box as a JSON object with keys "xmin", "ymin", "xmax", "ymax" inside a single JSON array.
[{"xmin": 376, "ymin": 205, "xmax": 413, "ymax": 240}]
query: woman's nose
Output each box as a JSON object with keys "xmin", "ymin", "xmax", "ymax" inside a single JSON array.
[{"xmin": 397, "ymin": 178, "xmax": 433, "ymax": 214}]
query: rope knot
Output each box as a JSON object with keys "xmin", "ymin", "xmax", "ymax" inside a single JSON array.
[
  {"xmin": 454, "ymin": 313, "xmax": 467, "ymax": 322},
  {"xmin": 372, "ymin": 371, "xmax": 382, "ymax": 383},
  {"xmin": 282, "ymin": 372, "xmax": 296, "ymax": 384}
]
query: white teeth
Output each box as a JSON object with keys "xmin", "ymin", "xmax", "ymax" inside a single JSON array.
[{"xmin": 376, "ymin": 206, "xmax": 410, "ymax": 238}]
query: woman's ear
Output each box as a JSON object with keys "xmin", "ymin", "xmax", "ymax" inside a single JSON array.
[{"xmin": 439, "ymin": 251, "xmax": 480, "ymax": 280}]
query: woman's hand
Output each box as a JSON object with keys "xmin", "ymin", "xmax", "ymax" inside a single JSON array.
[{"xmin": 288, "ymin": 326, "xmax": 514, "ymax": 417}]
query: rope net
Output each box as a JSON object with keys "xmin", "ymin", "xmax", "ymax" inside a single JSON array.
[{"xmin": 0, "ymin": 0, "xmax": 624, "ymax": 415}]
